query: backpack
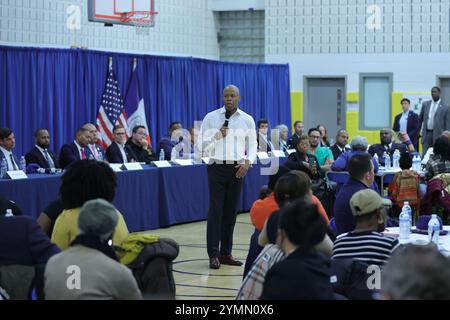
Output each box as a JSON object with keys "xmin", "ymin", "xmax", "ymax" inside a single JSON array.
[{"xmin": 127, "ymin": 238, "xmax": 179, "ymax": 300}]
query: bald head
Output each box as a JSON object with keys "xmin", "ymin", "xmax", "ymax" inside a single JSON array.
[
  {"xmin": 82, "ymin": 123, "xmax": 98, "ymax": 144},
  {"xmin": 442, "ymin": 131, "xmax": 450, "ymax": 140},
  {"xmin": 223, "ymin": 85, "xmax": 240, "ymax": 96}
]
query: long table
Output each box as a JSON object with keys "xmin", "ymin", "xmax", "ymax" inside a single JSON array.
[{"xmin": 0, "ymin": 159, "xmax": 284, "ymax": 232}]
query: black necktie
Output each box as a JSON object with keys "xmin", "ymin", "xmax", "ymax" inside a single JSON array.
[{"xmin": 10, "ymin": 154, "xmax": 18, "ymax": 170}]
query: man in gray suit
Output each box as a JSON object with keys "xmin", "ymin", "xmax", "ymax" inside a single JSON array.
[{"xmin": 419, "ymin": 86, "xmax": 450, "ymax": 154}]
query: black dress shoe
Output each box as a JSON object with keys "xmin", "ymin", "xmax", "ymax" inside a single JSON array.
[
  {"xmin": 209, "ymin": 256, "xmax": 220, "ymax": 269},
  {"xmin": 218, "ymin": 255, "xmax": 243, "ymax": 266}
]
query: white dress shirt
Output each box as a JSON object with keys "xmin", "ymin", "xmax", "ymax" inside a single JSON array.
[
  {"xmin": 200, "ymin": 107, "xmax": 257, "ymax": 163},
  {"xmin": 35, "ymin": 145, "xmax": 55, "ymax": 168},
  {"xmin": 399, "ymin": 111, "xmax": 409, "ymax": 133},
  {"xmin": 427, "ymin": 99, "xmax": 441, "ymax": 130},
  {"xmin": 89, "ymin": 144, "xmax": 99, "ymax": 160},
  {"xmin": 0, "ymin": 146, "xmax": 18, "ymax": 171},
  {"xmin": 115, "ymin": 142, "xmax": 128, "ymax": 163}
]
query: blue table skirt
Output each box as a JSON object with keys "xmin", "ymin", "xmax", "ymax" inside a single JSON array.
[{"xmin": 0, "ymin": 158, "xmax": 287, "ymax": 232}]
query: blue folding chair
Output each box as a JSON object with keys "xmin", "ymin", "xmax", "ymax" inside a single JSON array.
[{"xmin": 326, "ymin": 171, "xmax": 350, "ymax": 184}]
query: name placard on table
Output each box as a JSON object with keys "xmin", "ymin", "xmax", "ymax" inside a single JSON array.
[
  {"xmin": 202, "ymin": 157, "xmax": 211, "ymax": 164},
  {"xmin": 108, "ymin": 163, "xmax": 123, "ymax": 172},
  {"xmin": 172, "ymin": 159, "xmax": 193, "ymax": 166},
  {"xmin": 286, "ymin": 149, "xmax": 296, "ymax": 155},
  {"xmin": 6, "ymin": 170, "xmax": 28, "ymax": 180},
  {"xmin": 122, "ymin": 163, "xmax": 143, "ymax": 171},
  {"xmin": 271, "ymin": 150, "xmax": 286, "ymax": 157},
  {"xmin": 256, "ymin": 152, "xmax": 269, "ymax": 160},
  {"xmin": 152, "ymin": 161, "xmax": 172, "ymax": 168}
]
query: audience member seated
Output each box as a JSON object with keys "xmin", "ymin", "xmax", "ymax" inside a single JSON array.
[
  {"xmin": 59, "ymin": 127, "xmax": 91, "ymax": 169},
  {"xmin": 287, "ymin": 120, "xmax": 304, "ymax": 149},
  {"xmin": 25, "ymin": 129, "xmax": 59, "ymax": 169},
  {"xmin": 308, "ymin": 128, "xmax": 334, "ymax": 170},
  {"xmin": 45, "ymin": 199, "xmax": 142, "ymax": 300},
  {"xmin": 82, "ymin": 123, "xmax": 105, "ymax": 161},
  {"xmin": 334, "ymin": 153, "xmax": 380, "ymax": 235},
  {"xmin": 425, "ymin": 136, "xmax": 450, "ymax": 181},
  {"xmin": 51, "ymin": 160, "xmax": 129, "ymax": 250},
  {"xmin": 330, "ymin": 129, "xmax": 350, "ymax": 160},
  {"xmin": 331, "ymin": 135, "xmax": 379, "ymax": 173},
  {"xmin": 388, "ymin": 152, "xmax": 421, "ymax": 215},
  {"xmin": 257, "ymin": 119, "xmax": 274, "ymax": 152},
  {"xmin": 368, "ymin": 128, "xmax": 407, "ymax": 166},
  {"xmin": 0, "ymin": 127, "xmax": 19, "ymax": 171},
  {"xmin": 36, "ymin": 199, "xmax": 64, "ymax": 237},
  {"xmin": 158, "ymin": 121, "xmax": 183, "ymax": 160},
  {"xmin": 381, "ymin": 244, "xmax": 450, "ymax": 300},
  {"xmin": 260, "ymin": 200, "xmax": 335, "ymax": 300},
  {"xmin": 332, "ymin": 189, "xmax": 399, "ymax": 266},
  {"xmin": 0, "ymin": 193, "xmax": 22, "ymax": 216},
  {"xmin": 286, "ymin": 135, "xmax": 323, "ymax": 180},
  {"xmin": 317, "ymin": 124, "xmax": 331, "ymax": 147},
  {"xmin": 106, "ymin": 125, "xmax": 131, "ymax": 163},
  {"xmin": 125, "ymin": 125, "xmax": 154, "ymax": 164},
  {"xmin": 421, "ymin": 130, "xmax": 450, "ymax": 166},
  {"xmin": 275, "ymin": 124, "xmax": 289, "ymax": 152}
]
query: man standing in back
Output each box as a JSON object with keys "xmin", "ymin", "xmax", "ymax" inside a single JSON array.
[{"xmin": 200, "ymin": 85, "xmax": 257, "ymax": 269}]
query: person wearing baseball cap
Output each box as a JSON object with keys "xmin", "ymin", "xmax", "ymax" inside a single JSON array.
[
  {"xmin": 44, "ymin": 199, "xmax": 142, "ymax": 300},
  {"xmin": 332, "ymin": 189, "xmax": 400, "ymax": 266}
]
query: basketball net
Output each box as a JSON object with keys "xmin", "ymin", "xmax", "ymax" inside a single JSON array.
[{"xmin": 120, "ymin": 11, "xmax": 156, "ymax": 36}]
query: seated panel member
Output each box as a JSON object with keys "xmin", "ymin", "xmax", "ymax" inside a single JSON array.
[
  {"xmin": 59, "ymin": 128, "xmax": 91, "ymax": 169},
  {"xmin": 25, "ymin": 128, "xmax": 59, "ymax": 169},
  {"xmin": 0, "ymin": 127, "xmax": 19, "ymax": 171},
  {"xmin": 82, "ymin": 123, "xmax": 105, "ymax": 161},
  {"xmin": 368, "ymin": 128, "xmax": 407, "ymax": 166},
  {"xmin": 257, "ymin": 119, "xmax": 274, "ymax": 152},
  {"xmin": 125, "ymin": 125, "xmax": 153, "ymax": 164},
  {"xmin": 106, "ymin": 125, "xmax": 130, "ymax": 163},
  {"xmin": 158, "ymin": 122, "xmax": 183, "ymax": 160}
]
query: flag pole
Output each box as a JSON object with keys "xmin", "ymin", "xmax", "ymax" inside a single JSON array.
[
  {"xmin": 132, "ymin": 58, "xmax": 137, "ymax": 71},
  {"xmin": 108, "ymin": 56, "xmax": 113, "ymax": 70}
]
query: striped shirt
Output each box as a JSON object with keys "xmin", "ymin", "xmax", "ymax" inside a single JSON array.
[{"xmin": 332, "ymin": 231, "xmax": 400, "ymax": 266}]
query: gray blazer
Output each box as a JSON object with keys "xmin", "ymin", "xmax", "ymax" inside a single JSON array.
[{"xmin": 419, "ymin": 100, "xmax": 450, "ymax": 141}]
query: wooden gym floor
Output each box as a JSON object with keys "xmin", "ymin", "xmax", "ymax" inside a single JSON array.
[{"xmin": 141, "ymin": 213, "xmax": 253, "ymax": 300}]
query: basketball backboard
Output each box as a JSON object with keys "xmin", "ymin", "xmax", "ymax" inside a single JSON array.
[{"xmin": 88, "ymin": 0, "xmax": 157, "ymax": 27}]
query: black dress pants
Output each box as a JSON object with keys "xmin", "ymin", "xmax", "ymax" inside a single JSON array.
[{"xmin": 206, "ymin": 162, "xmax": 243, "ymax": 258}]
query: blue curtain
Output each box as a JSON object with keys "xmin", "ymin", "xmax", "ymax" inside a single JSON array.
[{"xmin": 0, "ymin": 46, "xmax": 291, "ymax": 157}]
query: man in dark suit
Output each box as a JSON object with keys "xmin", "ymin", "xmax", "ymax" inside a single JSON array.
[
  {"xmin": 419, "ymin": 86, "xmax": 450, "ymax": 154},
  {"xmin": 0, "ymin": 127, "xmax": 20, "ymax": 172},
  {"xmin": 59, "ymin": 127, "xmax": 91, "ymax": 169},
  {"xmin": 106, "ymin": 125, "xmax": 131, "ymax": 163},
  {"xmin": 158, "ymin": 121, "xmax": 183, "ymax": 160},
  {"xmin": 393, "ymin": 98, "xmax": 420, "ymax": 150},
  {"xmin": 82, "ymin": 123, "xmax": 106, "ymax": 161},
  {"xmin": 25, "ymin": 129, "xmax": 59, "ymax": 169},
  {"xmin": 368, "ymin": 128, "xmax": 407, "ymax": 166},
  {"xmin": 125, "ymin": 125, "xmax": 154, "ymax": 164},
  {"xmin": 257, "ymin": 119, "xmax": 274, "ymax": 152},
  {"xmin": 330, "ymin": 129, "xmax": 350, "ymax": 161},
  {"xmin": 287, "ymin": 120, "xmax": 304, "ymax": 149}
]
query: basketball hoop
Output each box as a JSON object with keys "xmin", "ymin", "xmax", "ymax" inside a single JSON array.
[{"xmin": 120, "ymin": 10, "xmax": 157, "ymax": 35}]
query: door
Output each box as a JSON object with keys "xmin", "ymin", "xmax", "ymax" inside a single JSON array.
[
  {"xmin": 439, "ymin": 78, "xmax": 450, "ymax": 106},
  {"xmin": 305, "ymin": 78, "xmax": 346, "ymax": 145}
]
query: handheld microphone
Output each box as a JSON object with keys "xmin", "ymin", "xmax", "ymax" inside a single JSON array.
[
  {"xmin": 223, "ymin": 110, "xmax": 232, "ymax": 128},
  {"xmin": 177, "ymin": 136, "xmax": 183, "ymax": 144}
]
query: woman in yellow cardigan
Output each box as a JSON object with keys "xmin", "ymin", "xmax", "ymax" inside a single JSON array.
[{"xmin": 51, "ymin": 160, "xmax": 129, "ymax": 250}]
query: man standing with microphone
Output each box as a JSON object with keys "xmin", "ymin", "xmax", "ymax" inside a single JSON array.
[{"xmin": 200, "ymin": 85, "xmax": 257, "ymax": 269}]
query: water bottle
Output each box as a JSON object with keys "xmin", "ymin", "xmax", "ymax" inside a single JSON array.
[
  {"xmin": 399, "ymin": 207, "xmax": 410, "ymax": 240},
  {"xmin": 19, "ymin": 156, "xmax": 26, "ymax": 172},
  {"xmin": 159, "ymin": 149, "xmax": 165, "ymax": 161},
  {"xmin": 171, "ymin": 147, "xmax": 177, "ymax": 160},
  {"xmin": 392, "ymin": 149, "xmax": 400, "ymax": 168},
  {"xmin": 428, "ymin": 214, "xmax": 440, "ymax": 246},
  {"xmin": 0, "ymin": 158, "xmax": 7, "ymax": 178},
  {"xmin": 373, "ymin": 153, "xmax": 379, "ymax": 166},
  {"xmin": 5, "ymin": 209, "xmax": 13, "ymax": 217},
  {"xmin": 413, "ymin": 154, "xmax": 421, "ymax": 172},
  {"xmin": 402, "ymin": 201, "xmax": 412, "ymax": 228},
  {"xmin": 383, "ymin": 152, "xmax": 391, "ymax": 169}
]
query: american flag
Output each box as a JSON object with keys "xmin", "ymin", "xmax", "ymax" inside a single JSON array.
[{"xmin": 96, "ymin": 65, "xmax": 129, "ymax": 149}]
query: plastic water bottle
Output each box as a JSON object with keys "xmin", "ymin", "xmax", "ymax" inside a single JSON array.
[
  {"xmin": 171, "ymin": 147, "xmax": 177, "ymax": 160},
  {"xmin": 159, "ymin": 149, "xmax": 165, "ymax": 161},
  {"xmin": 19, "ymin": 156, "xmax": 26, "ymax": 172},
  {"xmin": 428, "ymin": 214, "xmax": 440, "ymax": 246},
  {"xmin": 399, "ymin": 207, "xmax": 410, "ymax": 240},
  {"xmin": 402, "ymin": 201, "xmax": 412, "ymax": 228},
  {"xmin": 0, "ymin": 158, "xmax": 7, "ymax": 178},
  {"xmin": 392, "ymin": 149, "xmax": 400, "ymax": 168},
  {"xmin": 5, "ymin": 209, "xmax": 13, "ymax": 217},
  {"xmin": 383, "ymin": 152, "xmax": 391, "ymax": 169},
  {"xmin": 413, "ymin": 154, "xmax": 421, "ymax": 172},
  {"xmin": 373, "ymin": 153, "xmax": 379, "ymax": 166}
]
